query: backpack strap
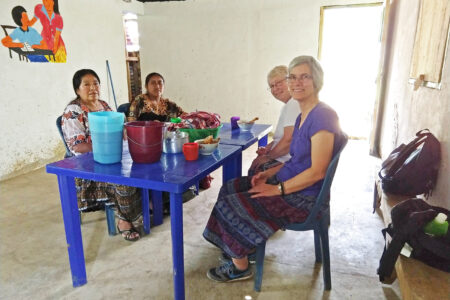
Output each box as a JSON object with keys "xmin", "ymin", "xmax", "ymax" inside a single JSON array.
[
  {"xmin": 377, "ymin": 224, "xmax": 407, "ymax": 283},
  {"xmin": 379, "ymin": 134, "xmax": 427, "ymax": 179}
]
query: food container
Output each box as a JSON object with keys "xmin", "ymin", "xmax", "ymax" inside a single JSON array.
[
  {"xmin": 195, "ymin": 138, "xmax": 219, "ymax": 155},
  {"xmin": 163, "ymin": 131, "xmax": 189, "ymax": 154},
  {"xmin": 179, "ymin": 124, "xmax": 223, "ymax": 142},
  {"xmin": 237, "ymin": 121, "xmax": 254, "ymax": 131}
]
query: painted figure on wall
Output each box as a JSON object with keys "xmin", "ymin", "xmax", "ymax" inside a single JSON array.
[
  {"xmin": 1, "ymin": 0, "xmax": 67, "ymax": 63},
  {"xmin": 30, "ymin": 0, "xmax": 66, "ymax": 63},
  {"xmin": 1, "ymin": 6, "xmax": 49, "ymax": 62}
]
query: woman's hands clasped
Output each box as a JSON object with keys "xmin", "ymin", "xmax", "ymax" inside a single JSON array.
[
  {"xmin": 249, "ymin": 183, "xmax": 279, "ymax": 198},
  {"xmin": 249, "ymin": 171, "xmax": 279, "ymax": 198}
]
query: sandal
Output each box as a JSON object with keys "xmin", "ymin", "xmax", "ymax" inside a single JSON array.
[
  {"xmin": 116, "ymin": 224, "xmax": 140, "ymax": 242},
  {"xmin": 199, "ymin": 175, "xmax": 214, "ymax": 190}
]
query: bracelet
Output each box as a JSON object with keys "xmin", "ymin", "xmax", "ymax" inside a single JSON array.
[{"xmin": 278, "ymin": 181, "xmax": 285, "ymax": 196}]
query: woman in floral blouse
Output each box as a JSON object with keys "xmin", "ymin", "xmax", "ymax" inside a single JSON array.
[
  {"xmin": 61, "ymin": 69, "xmax": 142, "ymax": 242},
  {"xmin": 128, "ymin": 72, "xmax": 184, "ymax": 122}
]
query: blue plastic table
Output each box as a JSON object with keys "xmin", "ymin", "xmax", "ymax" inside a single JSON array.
[
  {"xmin": 219, "ymin": 123, "xmax": 273, "ymax": 150},
  {"xmin": 46, "ymin": 144, "xmax": 242, "ymax": 300},
  {"xmin": 218, "ymin": 123, "xmax": 273, "ymax": 175}
]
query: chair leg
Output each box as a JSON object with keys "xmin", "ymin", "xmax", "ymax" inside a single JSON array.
[
  {"xmin": 254, "ymin": 242, "xmax": 266, "ymax": 292},
  {"xmin": 319, "ymin": 221, "xmax": 331, "ymax": 290},
  {"xmin": 105, "ymin": 205, "xmax": 116, "ymax": 236},
  {"xmin": 313, "ymin": 228, "xmax": 322, "ymax": 263}
]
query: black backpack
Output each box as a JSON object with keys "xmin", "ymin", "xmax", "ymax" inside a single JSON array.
[
  {"xmin": 378, "ymin": 129, "xmax": 441, "ymax": 197},
  {"xmin": 377, "ymin": 198, "xmax": 450, "ymax": 283}
]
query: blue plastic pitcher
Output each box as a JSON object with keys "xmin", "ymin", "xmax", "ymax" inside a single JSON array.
[{"xmin": 88, "ymin": 111, "xmax": 124, "ymax": 164}]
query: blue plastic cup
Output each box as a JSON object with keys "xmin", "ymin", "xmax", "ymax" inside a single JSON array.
[{"xmin": 88, "ymin": 111, "xmax": 124, "ymax": 164}]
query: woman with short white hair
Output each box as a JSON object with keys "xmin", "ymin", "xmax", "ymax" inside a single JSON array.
[
  {"xmin": 248, "ymin": 65, "xmax": 300, "ymax": 176},
  {"xmin": 203, "ymin": 55, "xmax": 345, "ymax": 282}
]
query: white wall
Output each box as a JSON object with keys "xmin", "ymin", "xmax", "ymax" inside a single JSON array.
[
  {"xmin": 139, "ymin": 0, "xmax": 378, "ymax": 124},
  {"xmin": 137, "ymin": 0, "xmax": 449, "ymax": 208},
  {"xmin": 380, "ymin": 0, "xmax": 449, "ymax": 208},
  {"xmin": 0, "ymin": 0, "xmax": 143, "ymax": 180}
]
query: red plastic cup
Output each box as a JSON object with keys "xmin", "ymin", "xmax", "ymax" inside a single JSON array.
[{"xmin": 182, "ymin": 142, "xmax": 199, "ymax": 161}]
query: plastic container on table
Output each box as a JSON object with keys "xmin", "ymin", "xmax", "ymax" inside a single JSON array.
[
  {"xmin": 179, "ymin": 124, "xmax": 223, "ymax": 143},
  {"xmin": 88, "ymin": 111, "xmax": 124, "ymax": 164},
  {"xmin": 125, "ymin": 121, "xmax": 165, "ymax": 163}
]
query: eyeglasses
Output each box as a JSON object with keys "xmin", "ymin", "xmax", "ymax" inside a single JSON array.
[
  {"xmin": 267, "ymin": 78, "xmax": 286, "ymax": 91},
  {"xmin": 286, "ymin": 74, "xmax": 313, "ymax": 83}
]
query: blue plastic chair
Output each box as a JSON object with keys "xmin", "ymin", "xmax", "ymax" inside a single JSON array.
[
  {"xmin": 254, "ymin": 135, "xmax": 348, "ymax": 292},
  {"xmin": 56, "ymin": 115, "xmax": 117, "ymax": 235},
  {"xmin": 56, "ymin": 115, "xmax": 73, "ymax": 159},
  {"xmin": 117, "ymin": 103, "xmax": 130, "ymax": 116}
]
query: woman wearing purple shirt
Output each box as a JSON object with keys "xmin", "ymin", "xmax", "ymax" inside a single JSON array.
[{"xmin": 203, "ymin": 55, "xmax": 344, "ymax": 282}]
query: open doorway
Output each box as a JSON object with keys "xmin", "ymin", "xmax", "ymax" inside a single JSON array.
[
  {"xmin": 123, "ymin": 12, "xmax": 142, "ymax": 102},
  {"xmin": 319, "ymin": 3, "xmax": 384, "ymax": 139}
]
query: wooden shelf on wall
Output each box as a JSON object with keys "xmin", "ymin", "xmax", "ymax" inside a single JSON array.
[{"xmin": 125, "ymin": 51, "xmax": 142, "ymax": 102}]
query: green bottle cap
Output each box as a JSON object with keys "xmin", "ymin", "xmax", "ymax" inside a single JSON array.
[{"xmin": 170, "ymin": 117, "xmax": 181, "ymax": 123}]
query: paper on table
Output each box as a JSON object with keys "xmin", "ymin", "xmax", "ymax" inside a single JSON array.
[{"xmin": 21, "ymin": 42, "xmax": 34, "ymax": 52}]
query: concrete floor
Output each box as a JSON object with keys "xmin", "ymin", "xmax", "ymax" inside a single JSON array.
[{"xmin": 0, "ymin": 140, "xmax": 402, "ymax": 300}]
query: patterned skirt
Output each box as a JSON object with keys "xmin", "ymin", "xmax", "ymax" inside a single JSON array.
[
  {"xmin": 75, "ymin": 178, "xmax": 142, "ymax": 222},
  {"xmin": 203, "ymin": 176, "xmax": 322, "ymax": 259}
]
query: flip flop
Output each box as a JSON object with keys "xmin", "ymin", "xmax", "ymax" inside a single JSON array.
[{"xmin": 116, "ymin": 225, "xmax": 140, "ymax": 242}]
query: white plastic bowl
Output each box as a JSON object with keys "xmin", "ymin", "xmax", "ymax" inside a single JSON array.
[
  {"xmin": 195, "ymin": 139, "xmax": 219, "ymax": 155},
  {"xmin": 237, "ymin": 122, "xmax": 254, "ymax": 131}
]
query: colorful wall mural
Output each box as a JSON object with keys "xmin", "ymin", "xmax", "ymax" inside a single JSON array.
[{"xmin": 1, "ymin": 0, "xmax": 66, "ymax": 63}]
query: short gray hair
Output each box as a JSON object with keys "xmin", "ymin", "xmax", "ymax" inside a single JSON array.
[
  {"xmin": 288, "ymin": 56, "xmax": 324, "ymax": 92},
  {"xmin": 267, "ymin": 65, "xmax": 288, "ymax": 82}
]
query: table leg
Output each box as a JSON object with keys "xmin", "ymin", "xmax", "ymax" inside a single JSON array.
[
  {"xmin": 222, "ymin": 150, "xmax": 242, "ymax": 184},
  {"xmin": 258, "ymin": 134, "xmax": 268, "ymax": 147},
  {"xmin": 237, "ymin": 151, "xmax": 242, "ymax": 177},
  {"xmin": 151, "ymin": 190, "xmax": 163, "ymax": 226},
  {"xmin": 142, "ymin": 189, "xmax": 150, "ymax": 234},
  {"xmin": 57, "ymin": 175, "xmax": 87, "ymax": 287},
  {"xmin": 170, "ymin": 192, "xmax": 185, "ymax": 300}
]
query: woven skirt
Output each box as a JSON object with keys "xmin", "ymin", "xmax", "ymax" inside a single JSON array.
[
  {"xmin": 76, "ymin": 178, "xmax": 142, "ymax": 222},
  {"xmin": 203, "ymin": 176, "xmax": 320, "ymax": 259}
]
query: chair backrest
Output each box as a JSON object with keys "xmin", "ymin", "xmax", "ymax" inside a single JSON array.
[
  {"xmin": 1, "ymin": 25, "xmax": 16, "ymax": 36},
  {"xmin": 1, "ymin": 25, "xmax": 16, "ymax": 59},
  {"xmin": 290, "ymin": 134, "xmax": 348, "ymax": 228},
  {"xmin": 117, "ymin": 103, "xmax": 130, "ymax": 116},
  {"xmin": 56, "ymin": 115, "xmax": 73, "ymax": 158}
]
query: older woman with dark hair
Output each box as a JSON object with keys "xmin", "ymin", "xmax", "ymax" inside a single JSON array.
[
  {"xmin": 128, "ymin": 72, "xmax": 184, "ymax": 122},
  {"xmin": 127, "ymin": 72, "xmax": 214, "ymax": 189},
  {"xmin": 203, "ymin": 55, "xmax": 345, "ymax": 282},
  {"xmin": 61, "ymin": 69, "xmax": 142, "ymax": 242}
]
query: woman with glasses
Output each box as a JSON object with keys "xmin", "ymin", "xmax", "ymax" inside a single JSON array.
[
  {"xmin": 203, "ymin": 56, "xmax": 345, "ymax": 282},
  {"xmin": 248, "ymin": 65, "xmax": 300, "ymax": 176}
]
